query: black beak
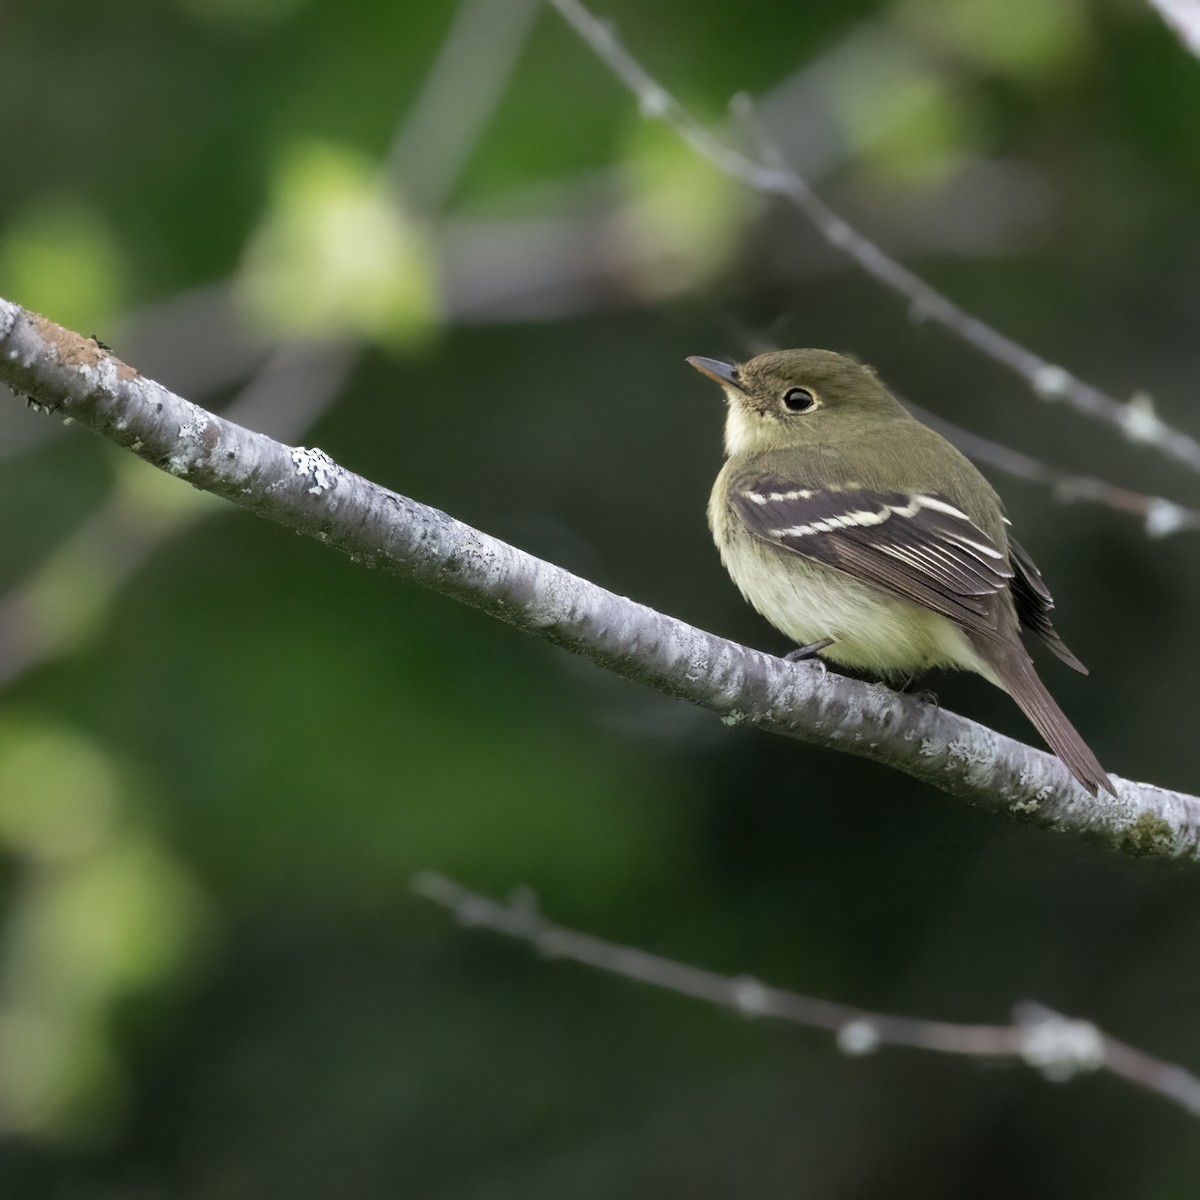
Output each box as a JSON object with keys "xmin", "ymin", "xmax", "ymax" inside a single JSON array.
[{"xmin": 686, "ymin": 356, "xmax": 742, "ymax": 390}]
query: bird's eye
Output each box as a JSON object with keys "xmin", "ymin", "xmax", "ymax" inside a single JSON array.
[{"xmin": 782, "ymin": 387, "xmax": 816, "ymax": 412}]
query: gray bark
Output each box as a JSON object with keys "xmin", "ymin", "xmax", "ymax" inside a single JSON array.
[{"xmin": 3, "ymin": 297, "xmax": 1197, "ymax": 861}]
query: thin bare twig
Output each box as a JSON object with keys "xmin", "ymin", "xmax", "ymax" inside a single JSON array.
[
  {"xmin": 413, "ymin": 871, "xmax": 1200, "ymax": 1118},
  {"xmin": 901, "ymin": 399, "xmax": 1200, "ymax": 538},
  {"xmin": 549, "ymin": 0, "xmax": 1200, "ymax": 474}
]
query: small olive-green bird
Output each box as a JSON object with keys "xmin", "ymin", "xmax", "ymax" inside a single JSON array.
[{"xmin": 690, "ymin": 348, "xmax": 1114, "ymax": 797}]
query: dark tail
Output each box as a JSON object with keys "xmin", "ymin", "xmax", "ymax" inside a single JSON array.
[{"xmin": 975, "ymin": 639, "xmax": 1115, "ymax": 797}]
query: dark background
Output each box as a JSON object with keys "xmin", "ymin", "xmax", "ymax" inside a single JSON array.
[{"xmin": 2, "ymin": 0, "xmax": 1200, "ymax": 1195}]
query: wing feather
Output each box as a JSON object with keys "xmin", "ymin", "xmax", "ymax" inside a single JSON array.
[
  {"xmin": 731, "ymin": 477, "xmax": 1013, "ymax": 636},
  {"xmin": 1008, "ymin": 537, "xmax": 1089, "ymax": 673}
]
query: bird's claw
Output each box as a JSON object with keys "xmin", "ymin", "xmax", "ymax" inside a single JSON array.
[
  {"xmin": 783, "ymin": 638, "xmax": 833, "ymax": 683},
  {"xmin": 783, "ymin": 637, "xmax": 834, "ymax": 663}
]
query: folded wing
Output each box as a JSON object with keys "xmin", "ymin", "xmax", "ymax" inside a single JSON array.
[{"xmin": 730, "ymin": 476, "xmax": 1013, "ymax": 638}]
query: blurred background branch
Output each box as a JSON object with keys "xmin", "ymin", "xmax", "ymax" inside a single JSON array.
[
  {"xmin": 549, "ymin": 0, "xmax": 1200, "ymax": 476},
  {"xmin": 1147, "ymin": 0, "xmax": 1200, "ymax": 57},
  {"xmin": 901, "ymin": 399, "xmax": 1200, "ymax": 537},
  {"xmin": 414, "ymin": 870, "xmax": 1200, "ymax": 1118}
]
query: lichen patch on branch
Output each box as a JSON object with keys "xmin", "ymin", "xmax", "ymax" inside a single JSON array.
[{"xmin": 290, "ymin": 446, "xmax": 340, "ymax": 496}]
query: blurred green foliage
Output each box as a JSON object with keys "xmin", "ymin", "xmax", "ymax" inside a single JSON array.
[
  {"xmin": 2, "ymin": 0, "xmax": 1200, "ymax": 1196},
  {"xmin": 238, "ymin": 139, "xmax": 441, "ymax": 346}
]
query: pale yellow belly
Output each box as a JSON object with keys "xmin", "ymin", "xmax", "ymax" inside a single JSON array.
[{"xmin": 716, "ymin": 526, "xmax": 998, "ymax": 684}]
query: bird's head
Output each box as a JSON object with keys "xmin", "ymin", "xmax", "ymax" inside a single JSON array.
[{"xmin": 687, "ymin": 348, "xmax": 905, "ymax": 456}]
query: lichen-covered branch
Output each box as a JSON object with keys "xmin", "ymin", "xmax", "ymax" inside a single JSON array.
[{"xmin": 3, "ymin": 297, "xmax": 1198, "ymax": 860}]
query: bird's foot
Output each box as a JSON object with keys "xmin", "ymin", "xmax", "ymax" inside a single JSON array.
[
  {"xmin": 894, "ymin": 672, "xmax": 938, "ymax": 707},
  {"xmin": 783, "ymin": 637, "xmax": 834, "ymax": 662},
  {"xmin": 783, "ymin": 638, "xmax": 834, "ymax": 684}
]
